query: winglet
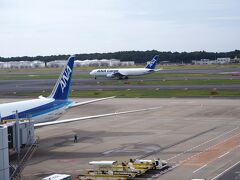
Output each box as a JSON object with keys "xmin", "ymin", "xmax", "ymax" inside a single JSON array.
[{"xmin": 49, "ymin": 55, "xmax": 75, "ymax": 100}]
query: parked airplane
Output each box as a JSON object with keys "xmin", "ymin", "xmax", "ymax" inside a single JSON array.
[
  {"xmin": 0, "ymin": 55, "xmax": 114, "ymax": 125},
  {"xmin": 89, "ymin": 55, "xmax": 160, "ymax": 79}
]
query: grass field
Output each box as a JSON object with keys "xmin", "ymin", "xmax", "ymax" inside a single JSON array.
[
  {"xmin": 11, "ymin": 89, "xmax": 240, "ymax": 98},
  {"xmin": 143, "ymin": 73, "xmax": 228, "ymax": 78},
  {"xmin": 158, "ymin": 64, "xmax": 240, "ymax": 69},
  {"xmin": 101, "ymin": 79, "xmax": 240, "ymax": 86},
  {"xmin": 0, "ymin": 63, "xmax": 239, "ymax": 73}
]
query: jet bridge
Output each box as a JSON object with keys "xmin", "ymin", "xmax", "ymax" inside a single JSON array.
[
  {"xmin": 0, "ymin": 125, "xmax": 9, "ymax": 180},
  {"xmin": 0, "ymin": 116, "xmax": 37, "ymax": 180}
]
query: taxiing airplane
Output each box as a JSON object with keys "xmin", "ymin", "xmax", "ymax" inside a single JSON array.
[
  {"xmin": 0, "ymin": 55, "xmax": 114, "ymax": 125},
  {"xmin": 89, "ymin": 55, "xmax": 161, "ymax": 79}
]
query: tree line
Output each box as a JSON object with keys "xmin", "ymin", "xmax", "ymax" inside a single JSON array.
[{"xmin": 0, "ymin": 50, "xmax": 239, "ymax": 64}]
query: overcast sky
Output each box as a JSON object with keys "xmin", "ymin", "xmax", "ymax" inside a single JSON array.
[{"xmin": 0, "ymin": 0, "xmax": 240, "ymax": 57}]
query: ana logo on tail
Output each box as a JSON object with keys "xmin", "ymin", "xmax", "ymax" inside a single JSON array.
[
  {"xmin": 149, "ymin": 59, "xmax": 157, "ymax": 67},
  {"xmin": 145, "ymin": 55, "xmax": 159, "ymax": 69},
  {"xmin": 60, "ymin": 65, "xmax": 72, "ymax": 93}
]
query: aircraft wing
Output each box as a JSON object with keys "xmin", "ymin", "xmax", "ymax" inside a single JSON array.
[
  {"xmin": 34, "ymin": 106, "xmax": 161, "ymax": 127},
  {"xmin": 68, "ymin": 96, "xmax": 115, "ymax": 108}
]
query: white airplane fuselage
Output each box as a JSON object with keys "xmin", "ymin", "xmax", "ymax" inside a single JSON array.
[
  {"xmin": 90, "ymin": 68, "xmax": 155, "ymax": 78},
  {"xmin": 0, "ymin": 55, "xmax": 76, "ymax": 124},
  {"xmin": 0, "ymin": 97, "xmax": 72, "ymax": 124},
  {"xmin": 0, "ymin": 55, "xmax": 115, "ymax": 127},
  {"xmin": 90, "ymin": 55, "xmax": 160, "ymax": 79}
]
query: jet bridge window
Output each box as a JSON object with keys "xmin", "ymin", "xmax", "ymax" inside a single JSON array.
[{"xmin": 8, "ymin": 126, "xmax": 14, "ymax": 149}]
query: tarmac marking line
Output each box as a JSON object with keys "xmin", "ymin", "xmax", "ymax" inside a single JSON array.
[
  {"xmin": 210, "ymin": 160, "xmax": 240, "ymax": 180},
  {"xmin": 192, "ymin": 142, "xmax": 240, "ymax": 174},
  {"xmin": 167, "ymin": 126, "xmax": 239, "ymax": 161},
  {"xmin": 182, "ymin": 132, "xmax": 240, "ymax": 167},
  {"xmin": 217, "ymin": 151, "xmax": 229, "ymax": 159},
  {"xmin": 193, "ymin": 164, "xmax": 207, "ymax": 174}
]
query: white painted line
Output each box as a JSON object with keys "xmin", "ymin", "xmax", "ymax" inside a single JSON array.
[
  {"xmin": 193, "ymin": 164, "xmax": 207, "ymax": 174},
  {"xmin": 167, "ymin": 127, "xmax": 239, "ymax": 161},
  {"xmin": 181, "ymin": 131, "xmax": 240, "ymax": 164},
  {"xmin": 192, "ymin": 142, "xmax": 240, "ymax": 174},
  {"xmin": 211, "ymin": 160, "xmax": 240, "ymax": 180},
  {"xmin": 218, "ymin": 151, "xmax": 229, "ymax": 159}
]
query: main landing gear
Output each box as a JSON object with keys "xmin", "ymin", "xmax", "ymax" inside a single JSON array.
[{"xmin": 118, "ymin": 76, "xmax": 128, "ymax": 80}]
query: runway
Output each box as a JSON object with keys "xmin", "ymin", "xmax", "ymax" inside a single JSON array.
[
  {"xmin": 4, "ymin": 98, "xmax": 237, "ymax": 180},
  {"xmin": 160, "ymin": 67, "xmax": 240, "ymax": 74},
  {"xmin": 0, "ymin": 77, "xmax": 240, "ymax": 96},
  {"xmin": 0, "ymin": 67, "xmax": 239, "ymax": 95}
]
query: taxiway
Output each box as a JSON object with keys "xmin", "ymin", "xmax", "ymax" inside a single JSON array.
[{"xmin": 2, "ymin": 98, "xmax": 237, "ymax": 180}]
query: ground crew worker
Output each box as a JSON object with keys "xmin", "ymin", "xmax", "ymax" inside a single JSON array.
[{"xmin": 74, "ymin": 134, "xmax": 78, "ymax": 143}]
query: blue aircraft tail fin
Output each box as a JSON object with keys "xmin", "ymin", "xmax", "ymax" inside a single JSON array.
[
  {"xmin": 145, "ymin": 55, "xmax": 159, "ymax": 69},
  {"xmin": 49, "ymin": 55, "xmax": 75, "ymax": 100}
]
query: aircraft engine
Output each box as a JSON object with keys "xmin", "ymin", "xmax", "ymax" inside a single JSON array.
[{"xmin": 106, "ymin": 74, "xmax": 114, "ymax": 78}]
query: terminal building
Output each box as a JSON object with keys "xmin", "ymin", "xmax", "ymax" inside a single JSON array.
[
  {"xmin": 0, "ymin": 59, "xmax": 135, "ymax": 69},
  {"xmin": 0, "ymin": 61, "xmax": 45, "ymax": 69},
  {"xmin": 192, "ymin": 57, "xmax": 239, "ymax": 65},
  {"xmin": 47, "ymin": 59, "xmax": 134, "ymax": 68}
]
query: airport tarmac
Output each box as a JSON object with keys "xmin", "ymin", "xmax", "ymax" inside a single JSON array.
[
  {"xmin": 0, "ymin": 67, "xmax": 240, "ymax": 95},
  {"xmin": 0, "ymin": 76, "xmax": 240, "ymax": 96},
  {"xmin": 6, "ymin": 98, "xmax": 238, "ymax": 180}
]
